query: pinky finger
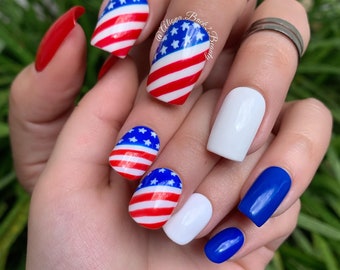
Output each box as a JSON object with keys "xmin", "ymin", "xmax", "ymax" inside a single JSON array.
[{"xmin": 204, "ymin": 200, "xmax": 301, "ymax": 266}]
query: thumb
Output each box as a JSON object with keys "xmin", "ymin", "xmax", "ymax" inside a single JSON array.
[{"xmin": 9, "ymin": 6, "xmax": 87, "ymax": 191}]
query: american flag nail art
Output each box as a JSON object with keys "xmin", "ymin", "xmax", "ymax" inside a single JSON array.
[
  {"xmin": 147, "ymin": 19, "xmax": 210, "ymax": 105},
  {"xmin": 129, "ymin": 168, "xmax": 182, "ymax": 229},
  {"xmin": 91, "ymin": 0, "xmax": 149, "ymax": 58},
  {"xmin": 109, "ymin": 126, "xmax": 160, "ymax": 180}
]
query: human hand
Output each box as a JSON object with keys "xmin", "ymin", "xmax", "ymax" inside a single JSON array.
[{"xmin": 9, "ymin": 1, "xmax": 332, "ymax": 269}]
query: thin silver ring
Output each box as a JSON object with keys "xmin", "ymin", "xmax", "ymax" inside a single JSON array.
[{"xmin": 245, "ymin": 17, "xmax": 304, "ymax": 58}]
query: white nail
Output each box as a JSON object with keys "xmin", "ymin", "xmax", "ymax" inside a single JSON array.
[
  {"xmin": 207, "ymin": 87, "xmax": 265, "ymax": 162},
  {"xmin": 163, "ymin": 193, "xmax": 212, "ymax": 245}
]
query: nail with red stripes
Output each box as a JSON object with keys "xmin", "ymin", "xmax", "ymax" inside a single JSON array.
[
  {"xmin": 91, "ymin": 0, "xmax": 149, "ymax": 58},
  {"xmin": 109, "ymin": 126, "xmax": 160, "ymax": 181},
  {"xmin": 147, "ymin": 19, "xmax": 210, "ymax": 105},
  {"xmin": 129, "ymin": 168, "xmax": 182, "ymax": 229}
]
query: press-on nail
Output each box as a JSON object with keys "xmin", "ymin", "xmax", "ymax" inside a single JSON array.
[
  {"xmin": 207, "ymin": 87, "xmax": 265, "ymax": 162},
  {"xmin": 205, "ymin": 227, "xmax": 244, "ymax": 264},
  {"xmin": 109, "ymin": 126, "xmax": 160, "ymax": 180},
  {"xmin": 147, "ymin": 19, "xmax": 210, "ymax": 105},
  {"xmin": 238, "ymin": 166, "xmax": 291, "ymax": 227},
  {"xmin": 35, "ymin": 6, "xmax": 85, "ymax": 72},
  {"xmin": 163, "ymin": 193, "xmax": 212, "ymax": 245},
  {"xmin": 129, "ymin": 168, "xmax": 182, "ymax": 229},
  {"xmin": 91, "ymin": 0, "xmax": 149, "ymax": 58}
]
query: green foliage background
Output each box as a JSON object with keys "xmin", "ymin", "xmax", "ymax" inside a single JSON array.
[{"xmin": 0, "ymin": 0, "xmax": 339, "ymax": 269}]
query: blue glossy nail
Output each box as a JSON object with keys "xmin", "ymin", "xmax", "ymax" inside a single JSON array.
[
  {"xmin": 238, "ymin": 166, "xmax": 291, "ymax": 227},
  {"xmin": 204, "ymin": 227, "xmax": 244, "ymax": 264}
]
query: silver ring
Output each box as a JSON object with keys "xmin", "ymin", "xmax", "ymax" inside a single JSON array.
[{"xmin": 245, "ymin": 17, "xmax": 304, "ymax": 58}]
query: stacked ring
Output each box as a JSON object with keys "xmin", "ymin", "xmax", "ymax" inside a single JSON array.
[{"xmin": 245, "ymin": 17, "xmax": 304, "ymax": 58}]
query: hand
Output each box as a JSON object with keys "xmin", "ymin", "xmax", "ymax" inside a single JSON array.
[{"xmin": 9, "ymin": 1, "xmax": 332, "ymax": 269}]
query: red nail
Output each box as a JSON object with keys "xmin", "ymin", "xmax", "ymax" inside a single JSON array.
[
  {"xmin": 98, "ymin": 55, "xmax": 118, "ymax": 80},
  {"xmin": 35, "ymin": 6, "xmax": 85, "ymax": 72}
]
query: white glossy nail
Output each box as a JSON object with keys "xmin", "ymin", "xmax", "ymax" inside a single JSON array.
[
  {"xmin": 207, "ymin": 87, "xmax": 265, "ymax": 162},
  {"xmin": 163, "ymin": 193, "xmax": 212, "ymax": 245}
]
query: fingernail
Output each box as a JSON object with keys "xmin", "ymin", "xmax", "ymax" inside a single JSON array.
[
  {"xmin": 91, "ymin": 0, "xmax": 149, "ymax": 58},
  {"xmin": 207, "ymin": 87, "xmax": 265, "ymax": 162},
  {"xmin": 129, "ymin": 168, "xmax": 182, "ymax": 229},
  {"xmin": 163, "ymin": 193, "xmax": 212, "ymax": 245},
  {"xmin": 109, "ymin": 126, "xmax": 160, "ymax": 180},
  {"xmin": 238, "ymin": 166, "xmax": 291, "ymax": 227},
  {"xmin": 146, "ymin": 19, "xmax": 210, "ymax": 105},
  {"xmin": 35, "ymin": 6, "xmax": 85, "ymax": 72},
  {"xmin": 204, "ymin": 227, "xmax": 244, "ymax": 264}
]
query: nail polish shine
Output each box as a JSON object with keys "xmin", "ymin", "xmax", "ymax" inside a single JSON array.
[
  {"xmin": 205, "ymin": 227, "xmax": 244, "ymax": 264},
  {"xmin": 238, "ymin": 166, "xmax": 291, "ymax": 227},
  {"xmin": 35, "ymin": 6, "xmax": 85, "ymax": 71}
]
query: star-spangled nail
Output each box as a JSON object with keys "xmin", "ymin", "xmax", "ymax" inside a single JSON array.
[
  {"xmin": 146, "ymin": 19, "xmax": 210, "ymax": 105},
  {"xmin": 91, "ymin": 0, "xmax": 149, "ymax": 58},
  {"xmin": 129, "ymin": 168, "xmax": 182, "ymax": 229},
  {"xmin": 109, "ymin": 126, "xmax": 160, "ymax": 180}
]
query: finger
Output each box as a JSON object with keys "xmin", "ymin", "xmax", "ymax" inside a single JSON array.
[
  {"xmin": 9, "ymin": 6, "xmax": 87, "ymax": 191},
  {"xmin": 207, "ymin": 0, "xmax": 311, "ymax": 162},
  {"xmin": 146, "ymin": 0, "xmax": 254, "ymax": 105},
  {"xmin": 127, "ymin": 90, "xmax": 220, "ymax": 229},
  {"xmin": 107, "ymin": 74, "xmax": 203, "ymax": 181},
  {"xmin": 91, "ymin": 0, "xmax": 171, "ymax": 58},
  {"xmin": 204, "ymin": 200, "xmax": 301, "ymax": 265},
  {"xmin": 238, "ymin": 98, "xmax": 332, "ymax": 227},
  {"xmin": 162, "ymin": 138, "xmax": 270, "ymax": 245},
  {"xmin": 38, "ymin": 58, "xmax": 139, "ymax": 191}
]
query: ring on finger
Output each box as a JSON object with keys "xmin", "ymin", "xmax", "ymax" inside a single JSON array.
[{"xmin": 244, "ymin": 17, "xmax": 304, "ymax": 58}]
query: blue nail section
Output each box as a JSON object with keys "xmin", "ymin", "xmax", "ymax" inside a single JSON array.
[
  {"xmin": 204, "ymin": 227, "xmax": 244, "ymax": 264},
  {"xmin": 238, "ymin": 166, "xmax": 291, "ymax": 227}
]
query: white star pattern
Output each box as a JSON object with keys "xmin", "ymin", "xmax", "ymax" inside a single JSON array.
[
  {"xmin": 158, "ymin": 168, "xmax": 166, "ymax": 173},
  {"xmin": 151, "ymin": 131, "xmax": 157, "ymax": 138},
  {"xmin": 160, "ymin": 45, "xmax": 168, "ymax": 55},
  {"xmin": 150, "ymin": 178, "xmax": 158, "ymax": 185},
  {"xmin": 181, "ymin": 22, "xmax": 190, "ymax": 31},
  {"xmin": 170, "ymin": 27, "xmax": 178, "ymax": 36},
  {"xmin": 144, "ymin": 139, "xmax": 151, "ymax": 146},
  {"xmin": 171, "ymin": 171, "xmax": 177, "ymax": 177},
  {"xmin": 167, "ymin": 179, "xmax": 175, "ymax": 186},
  {"xmin": 162, "ymin": 34, "xmax": 168, "ymax": 41},
  {"xmin": 119, "ymin": 0, "xmax": 126, "ymax": 4},
  {"xmin": 196, "ymin": 31, "xmax": 205, "ymax": 41},
  {"xmin": 108, "ymin": 1, "xmax": 116, "ymax": 9},
  {"xmin": 128, "ymin": 128, "xmax": 135, "ymax": 133},
  {"xmin": 138, "ymin": 127, "xmax": 147, "ymax": 134},
  {"xmin": 193, "ymin": 22, "xmax": 201, "ymax": 29},
  {"xmin": 129, "ymin": 136, "xmax": 138, "ymax": 143},
  {"xmin": 156, "ymin": 144, "xmax": 160, "ymax": 149},
  {"xmin": 171, "ymin": 40, "xmax": 179, "ymax": 49}
]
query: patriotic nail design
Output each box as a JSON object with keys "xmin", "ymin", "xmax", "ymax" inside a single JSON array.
[
  {"xmin": 147, "ymin": 19, "xmax": 210, "ymax": 105},
  {"xmin": 129, "ymin": 168, "xmax": 182, "ymax": 229},
  {"xmin": 91, "ymin": 0, "xmax": 149, "ymax": 58},
  {"xmin": 109, "ymin": 126, "xmax": 160, "ymax": 180}
]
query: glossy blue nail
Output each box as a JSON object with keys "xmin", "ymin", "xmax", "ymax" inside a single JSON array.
[
  {"xmin": 238, "ymin": 166, "xmax": 291, "ymax": 227},
  {"xmin": 204, "ymin": 227, "xmax": 244, "ymax": 264}
]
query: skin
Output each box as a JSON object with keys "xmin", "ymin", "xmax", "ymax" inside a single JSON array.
[{"xmin": 9, "ymin": 0, "xmax": 332, "ymax": 269}]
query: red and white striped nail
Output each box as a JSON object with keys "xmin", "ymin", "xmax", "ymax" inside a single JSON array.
[
  {"xmin": 146, "ymin": 19, "xmax": 210, "ymax": 105},
  {"xmin": 109, "ymin": 126, "xmax": 160, "ymax": 181},
  {"xmin": 129, "ymin": 168, "xmax": 182, "ymax": 229},
  {"xmin": 91, "ymin": 0, "xmax": 149, "ymax": 58}
]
